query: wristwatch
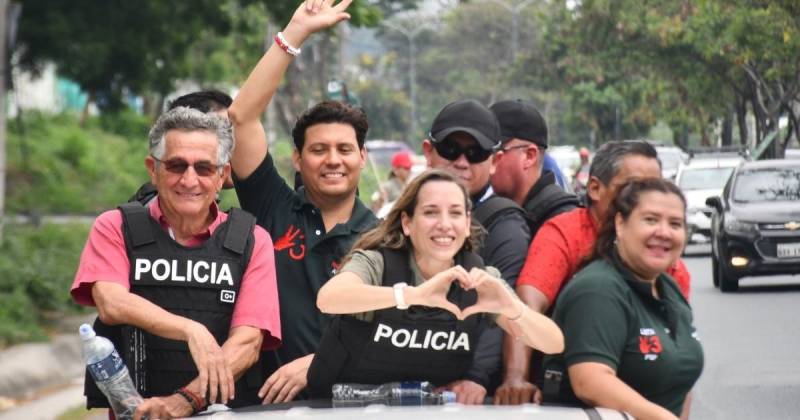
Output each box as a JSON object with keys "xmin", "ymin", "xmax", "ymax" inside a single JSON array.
[{"xmin": 393, "ymin": 282, "xmax": 410, "ymax": 310}]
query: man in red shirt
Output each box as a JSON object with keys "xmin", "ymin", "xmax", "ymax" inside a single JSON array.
[
  {"xmin": 497, "ymin": 141, "xmax": 691, "ymax": 405},
  {"xmin": 71, "ymin": 107, "xmax": 281, "ymax": 419}
]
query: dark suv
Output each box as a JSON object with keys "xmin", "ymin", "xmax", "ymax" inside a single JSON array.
[{"xmin": 706, "ymin": 160, "xmax": 800, "ymax": 292}]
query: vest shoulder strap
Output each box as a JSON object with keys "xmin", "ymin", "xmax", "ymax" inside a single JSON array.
[
  {"xmin": 380, "ymin": 247, "xmax": 413, "ymax": 287},
  {"xmin": 523, "ymin": 184, "xmax": 580, "ymax": 234},
  {"xmin": 223, "ymin": 208, "xmax": 256, "ymax": 255},
  {"xmin": 118, "ymin": 202, "xmax": 156, "ymax": 248},
  {"xmin": 473, "ymin": 195, "xmax": 525, "ymax": 229}
]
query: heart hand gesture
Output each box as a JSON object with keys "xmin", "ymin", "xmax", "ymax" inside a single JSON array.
[
  {"xmin": 407, "ymin": 265, "xmax": 473, "ymax": 319},
  {"xmin": 460, "ymin": 268, "xmax": 521, "ymax": 319}
]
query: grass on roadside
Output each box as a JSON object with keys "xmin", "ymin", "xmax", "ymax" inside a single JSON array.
[{"xmin": 57, "ymin": 404, "xmax": 105, "ymax": 420}]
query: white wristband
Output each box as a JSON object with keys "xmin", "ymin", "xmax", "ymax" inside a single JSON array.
[
  {"xmin": 393, "ymin": 282, "xmax": 410, "ymax": 310},
  {"xmin": 275, "ymin": 31, "xmax": 302, "ymax": 56}
]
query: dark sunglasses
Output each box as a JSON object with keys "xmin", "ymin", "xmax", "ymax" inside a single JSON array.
[
  {"xmin": 152, "ymin": 156, "xmax": 223, "ymax": 177},
  {"xmin": 431, "ymin": 136, "xmax": 492, "ymax": 163}
]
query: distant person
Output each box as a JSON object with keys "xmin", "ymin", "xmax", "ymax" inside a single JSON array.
[
  {"xmin": 308, "ymin": 170, "xmax": 564, "ymax": 403},
  {"xmin": 542, "ymin": 154, "xmax": 571, "ymax": 191},
  {"xmin": 370, "ymin": 151, "xmax": 413, "ymax": 213},
  {"xmin": 543, "ymin": 178, "xmax": 703, "ymax": 419},
  {"xmin": 129, "ymin": 89, "xmax": 234, "ymax": 205},
  {"xmin": 506, "ymin": 141, "xmax": 692, "ymax": 404},
  {"xmin": 227, "ymin": 0, "xmax": 377, "ymax": 403},
  {"xmin": 71, "ymin": 107, "xmax": 281, "ymax": 419},
  {"xmin": 422, "ymin": 98, "xmax": 531, "ymax": 399},
  {"xmin": 571, "ymin": 147, "xmax": 591, "ymax": 194}
]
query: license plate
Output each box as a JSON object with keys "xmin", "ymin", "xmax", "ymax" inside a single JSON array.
[{"xmin": 777, "ymin": 242, "xmax": 800, "ymax": 258}]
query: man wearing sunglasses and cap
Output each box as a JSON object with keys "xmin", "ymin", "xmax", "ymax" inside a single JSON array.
[
  {"xmin": 70, "ymin": 107, "xmax": 281, "ymax": 419},
  {"xmin": 422, "ymin": 99, "xmax": 532, "ymax": 403}
]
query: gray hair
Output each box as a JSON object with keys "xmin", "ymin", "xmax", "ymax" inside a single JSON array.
[
  {"xmin": 148, "ymin": 106, "xmax": 234, "ymax": 165},
  {"xmin": 589, "ymin": 140, "xmax": 660, "ymax": 185}
]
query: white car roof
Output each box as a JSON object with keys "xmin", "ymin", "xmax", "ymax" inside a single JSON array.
[{"xmin": 681, "ymin": 156, "xmax": 744, "ymax": 170}]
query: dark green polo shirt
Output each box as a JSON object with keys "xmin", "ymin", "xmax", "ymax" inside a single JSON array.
[
  {"xmin": 234, "ymin": 154, "xmax": 377, "ymax": 366},
  {"xmin": 544, "ymin": 254, "xmax": 703, "ymax": 416}
]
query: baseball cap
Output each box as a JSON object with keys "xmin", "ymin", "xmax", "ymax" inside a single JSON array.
[
  {"xmin": 429, "ymin": 99, "xmax": 501, "ymax": 151},
  {"xmin": 490, "ymin": 99, "xmax": 548, "ymax": 148},
  {"xmin": 391, "ymin": 151, "xmax": 413, "ymax": 169}
]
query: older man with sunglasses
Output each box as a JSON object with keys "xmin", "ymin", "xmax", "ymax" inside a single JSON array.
[
  {"xmin": 71, "ymin": 107, "xmax": 281, "ymax": 419},
  {"xmin": 421, "ymin": 99, "xmax": 532, "ymax": 403}
]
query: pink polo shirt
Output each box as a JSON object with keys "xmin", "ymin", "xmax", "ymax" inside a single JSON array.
[{"xmin": 71, "ymin": 198, "xmax": 281, "ymax": 349}]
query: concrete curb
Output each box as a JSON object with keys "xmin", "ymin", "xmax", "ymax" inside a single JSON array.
[{"xmin": 0, "ymin": 334, "xmax": 85, "ymax": 400}]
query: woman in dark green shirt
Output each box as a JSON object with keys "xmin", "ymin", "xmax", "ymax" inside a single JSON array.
[{"xmin": 545, "ymin": 178, "xmax": 703, "ymax": 419}]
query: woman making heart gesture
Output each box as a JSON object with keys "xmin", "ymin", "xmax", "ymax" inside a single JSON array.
[{"xmin": 308, "ymin": 170, "xmax": 563, "ymax": 403}]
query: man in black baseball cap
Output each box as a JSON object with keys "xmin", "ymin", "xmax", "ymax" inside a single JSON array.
[
  {"xmin": 422, "ymin": 99, "xmax": 531, "ymax": 403},
  {"xmin": 489, "ymin": 99, "xmax": 579, "ymax": 406}
]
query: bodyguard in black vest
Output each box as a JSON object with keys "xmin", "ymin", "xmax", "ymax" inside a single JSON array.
[
  {"xmin": 307, "ymin": 170, "xmax": 564, "ymax": 403},
  {"xmin": 70, "ymin": 107, "xmax": 281, "ymax": 419},
  {"xmin": 488, "ymin": 99, "xmax": 580, "ymax": 405}
]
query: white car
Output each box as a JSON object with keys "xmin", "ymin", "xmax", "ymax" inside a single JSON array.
[
  {"xmin": 655, "ymin": 146, "xmax": 689, "ymax": 181},
  {"xmin": 675, "ymin": 156, "xmax": 744, "ymax": 242},
  {"xmin": 212, "ymin": 401, "xmax": 630, "ymax": 419}
]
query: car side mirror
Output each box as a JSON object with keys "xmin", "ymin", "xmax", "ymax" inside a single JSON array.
[{"xmin": 706, "ymin": 196, "xmax": 722, "ymax": 212}]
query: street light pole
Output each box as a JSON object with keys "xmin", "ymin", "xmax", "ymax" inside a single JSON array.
[
  {"xmin": 382, "ymin": 19, "xmax": 430, "ymax": 140},
  {"xmin": 0, "ymin": 0, "xmax": 10, "ymax": 243},
  {"xmin": 490, "ymin": 0, "xmax": 535, "ymax": 63}
]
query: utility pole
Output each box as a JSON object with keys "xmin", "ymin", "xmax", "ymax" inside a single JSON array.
[
  {"xmin": 490, "ymin": 0, "xmax": 535, "ymax": 63},
  {"xmin": 0, "ymin": 0, "xmax": 10, "ymax": 243},
  {"xmin": 382, "ymin": 19, "xmax": 430, "ymax": 141}
]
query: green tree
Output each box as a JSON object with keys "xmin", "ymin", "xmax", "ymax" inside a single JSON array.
[{"xmin": 16, "ymin": 0, "xmax": 236, "ymax": 113}]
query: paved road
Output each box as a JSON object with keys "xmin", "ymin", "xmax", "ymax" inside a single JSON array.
[{"xmin": 683, "ymin": 245, "xmax": 800, "ymax": 419}]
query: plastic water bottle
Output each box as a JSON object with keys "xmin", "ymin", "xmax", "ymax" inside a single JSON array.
[
  {"xmin": 80, "ymin": 324, "xmax": 143, "ymax": 420},
  {"xmin": 332, "ymin": 381, "xmax": 457, "ymax": 407}
]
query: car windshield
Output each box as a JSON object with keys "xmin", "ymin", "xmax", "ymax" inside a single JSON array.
[
  {"xmin": 732, "ymin": 167, "xmax": 800, "ymax": 202},
  {"xmin": 678, "ymin": 167, "xmax": 735, "ymax": 190}
]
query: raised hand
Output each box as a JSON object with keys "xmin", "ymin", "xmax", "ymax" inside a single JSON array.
[
  {"xmin": 285, "ymin": 0, "xmax": 353, "ymax": 44},
  {"xmin": 184, "ymin": 321, "xmax": 234, "ymax": 404},
  {"xmin": 407, "ymin": 265, "xmax": 472, "ymax": 318}
]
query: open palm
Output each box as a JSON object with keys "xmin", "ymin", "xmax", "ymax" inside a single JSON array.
[{"xmin": 290, "ymin": 0, "xmax": 353, "ymax": 36}]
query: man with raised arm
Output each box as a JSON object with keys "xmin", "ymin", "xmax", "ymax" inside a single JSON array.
[{"xmin": 227, "ymin": 0, "xmax": 377, "ymax": 404}]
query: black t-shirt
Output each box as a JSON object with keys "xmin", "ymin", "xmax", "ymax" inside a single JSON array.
[{"xmin": 234, "ymin": 154, "xmax": 377, "ymax": 365}]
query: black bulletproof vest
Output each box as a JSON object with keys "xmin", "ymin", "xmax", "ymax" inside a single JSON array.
[
  {"xmin": 307, "ymin": 248, "xmax": 486, "ymax": 398},
  {"xmin": 85, "ymin": 203, "xmax": 261, "ymax": 408}
]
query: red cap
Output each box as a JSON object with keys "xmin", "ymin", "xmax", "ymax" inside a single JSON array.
[{"xmin": 391, "ymin": 151, "xmax": 413, "ymax": 169}]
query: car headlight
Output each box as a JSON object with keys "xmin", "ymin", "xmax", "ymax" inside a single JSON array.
[{"xmin": 723, "ymin": 215, "xmax": 757, "ymax": 234}]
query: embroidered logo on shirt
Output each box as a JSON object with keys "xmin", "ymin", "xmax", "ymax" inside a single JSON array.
[
  {"xmin": 638, "ymin": 328, "xmax": 662, "ymax": 361},
  {"xmin": 274, "ymin": 225, "xmax": 306, "ymax": 261}
]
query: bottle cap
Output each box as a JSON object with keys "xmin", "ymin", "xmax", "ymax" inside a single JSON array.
[
  {"xmin": 441, "ymin": 391, "xmax": 457, "ymax": 404},
  {"xmin": 79, "ymin": 324, "xmax": 96, "ymax": 340}
]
